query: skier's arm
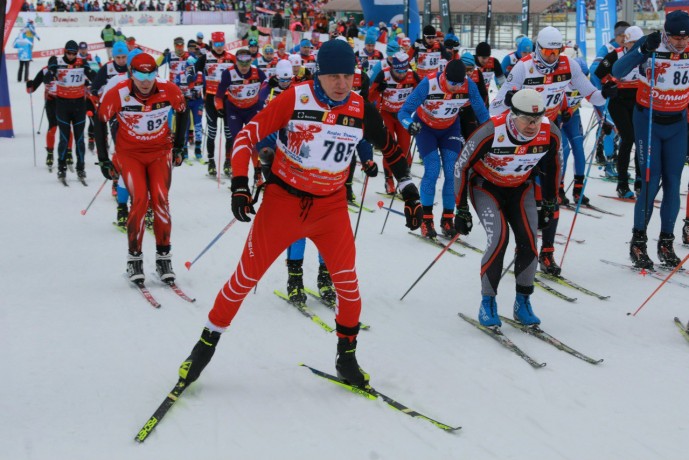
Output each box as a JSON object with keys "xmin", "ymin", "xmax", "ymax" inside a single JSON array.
[
  {"xmin": 194, "ymin": 53, "xmax": 207, "ymax": 74},
  {"xmin": 355, "ymin": 138, "xmax": 373, "ymax": 163},
  {"xmin": 90, "ymin": 65, "xmax": 109, "ymax": 95},
  {"xmin": 570, "ymin": 57, "xmax": 606, "ymax": 106},
  {"xmin": 359, "ymin": 71, "xmax": 370, "ymax": 100},
  {"xmin": 493, "ymin": 58, "xmax": 506, "ymax": 87},
  {"xmin": 468, "ymin": 79, "xmax": 490, "ymax": 123},
  {"xmin": 454, "ymin": 121, "xmax": 494, "ymax": 208},
  {"xmin": 214, "ymin": 69, "xmax": 231, "ymax": 110},
  {"xmin": 397, "ymin": 78, "xmax": 429, "ymax": 129},
  {"xmin": 594, "ymin": 50, "xmax": 618, "ymax": 81},
  {"xmin": 535, "ymin": 123, "xmax": 562, "ymax": 203},
  {"xmin": 362, "ymin": 101, "xmax": 411, "ymax": 183},
  {"xmin": 612, "ymin": 38, "xmax": 647, "ymax": 79},
  {"xmin": 474, "ymin": 72, "xmax": 489, "ymax": 107},
  {"xmin": 27, "ymin": 67, "xmax": 45, "ymax": 92},
  {"xmin": 490, "ymin": 61, "xmax": 525, "ymax": 115}
]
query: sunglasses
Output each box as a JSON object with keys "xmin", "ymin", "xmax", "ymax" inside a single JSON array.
[
  {"xmin": 540, "ymin": 47, "xmax": 561, "ymax": 58},
  {"xmin": 213, "ymin": 41, "xmax": 225, "ymax": 48},
  {"xmin": 132, "ymin": 70, "xmax": 158, "ymax": 81}
]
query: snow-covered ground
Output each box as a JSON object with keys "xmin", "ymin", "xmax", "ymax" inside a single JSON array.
[{"xmin": 3, "ymin": 25, "xmax": 689, "ymax": 460}]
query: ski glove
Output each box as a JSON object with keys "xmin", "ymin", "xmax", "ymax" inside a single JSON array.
[
  {"xmin": 231, "ymin": 176, "xmax": 256, "ymax": 222},
  {"xmin": 454, "ymin": 206, "xmax": 473, "ymax": 235},
  {"xmin": 26, "ymin": 81, "xmax": 33, "ymax": 94},
  {"xmin": 172, "ymin": 147, "xmax": 185, "ymax": 167},
  {"xmin": 361, "ymin": 160, "xmax": 378, "ymax": 177},
  {"xmin": 504, "ymin": 89, "xmax": 517, "ymax": 108},
  {"xmin": 407, "ymin": 121, "xmax": 422, "ymax": 136},
  {"xmin": 399, "ymin": 179, "xmax": 423, "ymax": 230},
  {"xmin": 601, "ymin": 81, "xmax": 618, "ymax": 99},
  {"xmin": 537, "ymin": 200, "xmax": 556, "ymax": 230},
  {"xmin": 641, "ymin": 31, "xmax": 661, "ymax": 54},
  {"xmin": 559, "ymin": 110, "xmax": 572, "ymax": 124},
  {"xmin": 99, "ymin": 160, "xmax": 117, "ymax": 180},
  {"xmin": 602, "ymin": 121, "xmax": 614, "ymax": 135}
]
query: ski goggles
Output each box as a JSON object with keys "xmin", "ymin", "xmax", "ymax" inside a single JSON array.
[
  {"xmin": 236, "ymin": 54, "xmax": 253, "ymax": 64},
  {"xmin": 278, "ymin": 77, "xmax": 292, "ymax": 84},
  {"xmin": 132, "ymin": 70, "xmax": 158, "ymax": 81},
  {"xmin": 213, "ymin": 41, "xmax": 225, "ymax": 48},
  {"xmin": 174, "ymin": 42, "xmax": 185, "ymax": 49},
  {"xmin": 514, "ymin": 113, "xmax": 543, "ymax": 126},
  {"xmin": 539, "ymin": 47, "xmax": 561, "ymax": 58}
]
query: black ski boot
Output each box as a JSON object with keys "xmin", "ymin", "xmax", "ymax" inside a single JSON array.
[
  {"xmin": 657, "ymin": 232, "xmax": 682, "ymax": 269},
  {"xmin": 683, "ymin": 219, "xmax": 689, "ymax": 245},
  {"xmin": 617, "ymin": 182, "xmax": 634, "ymax": 199},
  {"xmin": 572, "ymin": 175, "xmax": 589, "ymax": 205},
  {"xmin": 207, "ymin": 158, "xmax": 217, "ymax": 176},
  {"xmin": 77, "ymin": 168, "xmax": 86, "ymax": 180},
  {"xmin": 156, "ymin": 245, "xmax": 176, "ymax": 283},
  {"xmin": 420, "ymin": 206, "xmax": 436, "ymax": 238},
  {"xmin": 46, "ymin": 148, "xmax": 54, "ymax": 168},
  {"xmin": 440, "ymin": 209, "xmax": 457, "ymax": 237},
  {"xmin": 335, "ymin": 324, "xmax": 369, "ymax": 388},
  {"xmin": 317, "ymin": 263, "xmax": 337, "ymax": 306},
  {"xmin": 345, "ymin": 182, "xmax": 355, "ymax": 203},
  {"xmin": 286, "ymin": 259, "xmax": 307, "ymax": 304},
  {"xmin": 630, "ymin": 229, "xmax": 654, "ymax": 270},
  {"xmin": 558, "ymin": 184, "xmax": 569, "ymax": 206},
  {"xmin": 116, "ymin": 203, "xmax": 128, "ymax": 228},
  {"xmin": 179, "ymin": 327, "xmax": 222, "ymax": 385},
  {"xmin": 223, "ymin": 158, "xmax": 232, "ymax": 177},
  {"xmin": 88, "ymin": 137, "xmax": 95, "ymax": 152},
  {"xmin": 595, "ymin": 143, "xmax": 606, "ymax": 165},
  {"xmin": 65, "ymin": 149, "xmax": 74, "ymax": 166},
  {"xmin": 127, "ymin": 252, "xmax": 145, "ymax": 283},
  {"xmin": 538, "ymin": 246, "xmax": 562, "ymax": 276},
  {"xmin": 57, "ymin": 161, "xmax": 67, "ymax": 180}
]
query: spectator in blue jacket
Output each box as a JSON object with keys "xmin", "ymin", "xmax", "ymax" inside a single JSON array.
[{"xmin": 13, "ymin": 33, "xmax": 33, "ymax": 82}]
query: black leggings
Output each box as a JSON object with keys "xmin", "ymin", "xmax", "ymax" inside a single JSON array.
[
  {"xmin": 56, "ymin": 97, "xmax": 86, "ymax": 169},
  {"xmin": 18, "ymin": 61, "xmax": 30, "ymax": 82},
  {"xmin": 608, "ymin": 94, "xmax": 638, "ymax": 183}
]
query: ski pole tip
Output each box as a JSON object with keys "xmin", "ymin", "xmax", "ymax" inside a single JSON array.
[
  {"xmin": 80, "ymin": 210, "xmax": 86, "ymax": 215},
  {"xmin": 184, "ymin": 261, "xmax": 192, "ymax": 270}
]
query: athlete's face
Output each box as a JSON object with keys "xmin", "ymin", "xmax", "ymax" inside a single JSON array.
[
  {"xmin": 513, "ymin": 113, "xmax": 543, "ymax": 138},
  {"xmin": 114, "ymin": 55, "xmax": 127, "ymax": 66},
  {"xmin": 477, "ymin": 56, "xmax": 489, "ymax": 67},
  {"xmin": 132, "ymin": 74, "xmax": 156, "ymax": 95},
  {"xmin": 365, "ymin": 43, "xmax": 375, "ymax": 54},
  {"xmin": 624, "ymin": 40, "xmax": 637, "ymax": 51},
  {"xmin": 667, "ymin": 34, "xmax": 689, "ymax": 51},
  {"xmin": 318, "ymin": 73, "xmax": 354, "ymax": 101}
]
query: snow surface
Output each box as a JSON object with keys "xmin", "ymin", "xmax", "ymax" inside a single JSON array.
[{"xmin": 3, "ymin": 25, "xmax": 689, "ymax": 460}]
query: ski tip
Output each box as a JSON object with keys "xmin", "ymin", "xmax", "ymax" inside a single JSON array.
[{"xmin": 184, "ymin": 261, "xmax": 192, "ymax": 270}]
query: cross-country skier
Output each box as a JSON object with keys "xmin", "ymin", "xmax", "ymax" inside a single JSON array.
[
  {"xmin": 454, "ymin": 89, "xmax": 562, "ymax": 327},
  {"xmin": 408, "ymin": 24, "xmax": 453, "ymax": 78},
  {"xmin": 176, "ymin": 39, "xmax": 423, "ymax": 390}
]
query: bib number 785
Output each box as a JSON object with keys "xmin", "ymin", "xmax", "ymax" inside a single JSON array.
[{"xmin": 322, "ymin": 140, "xmax": 356, "ymax": 163}]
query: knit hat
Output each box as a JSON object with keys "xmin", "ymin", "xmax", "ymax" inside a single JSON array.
[
  {"xmin": 511, "ymin": 88, "xmax": 545, "ymax": 116},
  {"xmin": 444, "ymin": 59, "xmax": 466, "ymax": 84},
  {"xmin": 187, "ymin": 39, "xmax": 197, "ymax": 48},
  {"xmin": 423, "ymin": 25, "xmax": 436, "ymax": 37},
  {"xmin": 624, "ymin": 26, "xmax": 644, "ymax": 43},
  {"xmin": 665, "ymin": 10, "xmax": 689, "ymax": 36},
  {"xmin": 248, "ymin": 38, "xmax": 258, "ymax": 47},
  {"xmin": 112, "ymin": 41, "xmax": 128, "ymax": 57},
  {"xmin": 386, "ymin": 40, "xmax": 400, "ymax": 56},
  {"xmin": 130, "ymin": 53, "xmax": 157, "ymax": 73},
  {"xmin": 126, "ymin": 48, "xmax": 143, "ymax": 68},
  {"xmin": 64, "ymin": 40, "xmax": 79, "ymax": 53},
  {"xmin": 364, "ymin": 32, "xmax": 376, "ymax": 45},
  {"xmin": 391, "ymin": 51, "xmax": 409, "ymax": 72},
  {"xmin": 460, "ymin": 52, "xmax": 475, "ymax": 67},
  {"xmin": 316, "ymin": 39, "xmax": 355, "ymax": 75},
  {"xmin": 79, "ymin": 41, "xmax": 88, "ymax": 50},
  {"xmin": 476, "ymin": 41, "xmax": 491, "ymax": 57},
  {"xmin": 300, "ymin": 38, "xmax": 311, "ymax": 48}
]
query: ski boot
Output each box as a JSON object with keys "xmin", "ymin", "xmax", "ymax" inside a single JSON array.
[
  {"xmin": 595, "ymin": 143, "xmax": 606, "ymax": 165},
  {"xmin": 179, "ymin": 327, "xmax": 222, "ymax": 385},
  {"xmin": 478, "ymin": 295, "xmax": 501, "ymax": 328},
  {"xmin": 77, "ymin": 168, "xmax": 86, "ymax": 180},
  {"xmin": 630, "ymin": 229, "xmax": 654, "ymax": 270},
  {"xmin": 345, "ymin": 182, "xmax": 355, "ymax": 204},
  {"xmin": 440, "ymin": 209, "xmax": 457, "ymax": 238},
  {"xmin": 513, "ymin": 292, "xmax": 540, "ymax": 326},
  {"xmin": 538, "ymin": 246, "xmax": 562, "ymax": 276},
  {"xmin": 317, "ymin": 263, "xmax": 337, "ymax": 306},
  {"xmin": 223, "ymin": 158, "xmax": 232, "ymax": 177},
  {"xmin": 145, "ymin": 207, "xmax": 154, "ymax": 231},
  {"xmin": 603, "ymin": 161, "xmax": 617, "ymax": 179},
  {"xmin": 335, "ymin": 324, "xmax": 369, "ymax": 388},
  {"xmin": 127, "ymin": 252, "xmax": 145, "ymax": 283},
  {"xmin": 683, "ymin": 219, "xmax": 689, "ymax": 246},
  {"xmin": 116, "ymin": 203, "xmax": 128, "ymax": 228},
  {"xmin": 658, "ymin": 232, "xmax": 682, "ymax": 269},
  {"xmin": 572, "ymin": 175, "xmax": 589, "ymax": 205},
  {"xmin": 88, "ymin": 137, "xmax": 95, "ymax": 152},
  {"xmin": 420, "ymin": 206, "xmax": 436, "ymax": 238},
  {"xmin": 384, "ymin": 174, "xmax": 395, "ymax": 195},
  {"xmin": 155, "ymin": 246, "xmax": 176, "ymax": 283},
  {"xmin": 617, "ymin": 182, "xmax": 635, "ymax": 199},
  {"xmin": 286, "ymin": 259, "xmax": 307, "ymax": 304},
  {"xmin": 207, "ymin": 158, "xmax": 217, "ymax": 176},
  {"xmin": 194, "ymin": 141, "xmax": 202, "ymax": 160},
  {"xmin": 65, "ymin": 149, "xmax": 74, "ymax": 167},
  {"xmin": 57, "ymin": 162, "xmax": 67, "ymax": 180},
  {"xmin": 46, "ymin": 148, "xmax": 54, "ymax": 168},
  {"xmin": 558, "ymin": 184, "xmax": 569, "ymax": 206}
]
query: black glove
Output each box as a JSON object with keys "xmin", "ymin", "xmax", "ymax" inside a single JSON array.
[
  {"xmin": 560, "ymin": 110, "xmax": 572, "ymax": 124},
  {"xmin": 231, "ymin": 176, "xmax": 256, "ymax": 222},
  {"xmin": 407, "ymin": 121, "xmax": 422, "ymax": 136},
  {"xmin": 504, "ymin": 89, "xmax": 517, "ymax": 108},
  {"xmin": 641, "ymin": 31, "xmax": 661, "ymax": 54},
  {"xmin": 99, "ymin": 159, "xmax": 117, "ymax": 180},
  {"xmin": 377, "ymin": 80, "xmax": 388, "ymax": 92},
  {"xmin": 602, "ymin": 121, "xmax": 614, "ymax": 135},
  {"xmin": 399, "ymin": 180, "xmax": 423, "ymax": 230},
  {"xmin": 454, "ymin": 206, "xmax": 473, "ymax": 235},
  {"xmin": 361, "ymin": 160, "xmax": 378, "ymax": 177},
  {"xmin": 538, "ymin": 200, "xmax": 556, "ymax": 230},
  {"xmin": 172, "ymin": 147, "xmax": 185, "ymax": 167},
  {"xmin": 48, "ymin": 55, "xmax": 58, "ymax": 72},
  {"xmin": 163, "ymin": 48, "xmax": 171, "ymax": 60},
  {"xmin": 601, "ymin": 81, "xmax": 618, "ymax": 99}
]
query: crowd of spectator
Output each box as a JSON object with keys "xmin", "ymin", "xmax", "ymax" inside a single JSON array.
[{"xmin": 19, "ymin": 0, "xmax": 331, "ymax": 14}]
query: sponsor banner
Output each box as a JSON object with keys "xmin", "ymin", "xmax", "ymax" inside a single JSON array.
[
  {"xmin": 6, "ymin": 42, "xmax": 106, "ymax": 59},
  {"xmin": 16, "ymin": 12, "xmax": 179, "ymax": 28},
  {"xmin": 5, "ymin": 0, "xmax": 24, "ymax": 47},
  {"xmin": 178, "ymin": 11, "xmax": 238, "ymax": 25},
  {"xmin": 576, "ymin": 0, "xmax": 587, "ymax": 60},
  {"xmin": 595, "ymin": 0, "xmax": 616, "ymax": 52}
]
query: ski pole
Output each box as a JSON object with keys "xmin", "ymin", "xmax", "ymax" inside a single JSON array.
[
  {"xmin": 29, "ymin": 92, "xmax": 37, "ymax": 167},
  {"xmin": 184, "ymin": 218, "xmax": 238, "ymax": 270},
  {"xmin": 560, "ymin": 109, "xmax": 606, "ymax": 268},
  {"xmin": 400, "ymin": 233, "xmax": 461, "ymax": 301},
  {"xmin": 218, "ymin": 119, "xmax": 223, "ymax": 189},
  {"xmin": 628, "ymin": 251, "xmax": 689, "ymax": 316},
  {"xmin": 380, "ymin": 139, "xmax": 415, "ymax": 234},
  {"xmin": 80, "ymin": 178, "xmax": 108, "ymax": 215},
  {"xmin": 642, "ymin": 52, "xmax": 656, "ymax": 234},
  {"xmin": 353, "ymin": 175, "xmax": 369, "ymax": 240},
  {"xmin": 377, "ymin": 200, "xmax": 403, "ymax": 216},
  {"xmin": 37, "ymin": 106, "xmax": 46, "ymax": 134}
]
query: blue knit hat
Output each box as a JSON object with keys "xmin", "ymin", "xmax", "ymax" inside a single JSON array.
[
  {"xmin": 300, "ymin": 38, "xmax": 311, "ymax": 48},
  {"xmin": 386, "ymin": 40, "xmax": 400, "ymax": 56},
  {"xmin": 364, "ymin": 33, "xmax": 376, "ymax": 45},
  {"xmin": 460, "ymin": 52, "xmax": 475, "ymax": 67},
  {"xmin": 112, "ymin": 41, "xmax": 128, "ymax": 57},
  {"xmin": 665, "ymin": 10, "xmax": 689, "ymax": 36},
  {"xmin": 316, "ymin": 39, "xmax": 355, "ymax": 75},
  {"xmin": 126, "ymin": 48, "xmax": 143, "ymax": 68}
]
